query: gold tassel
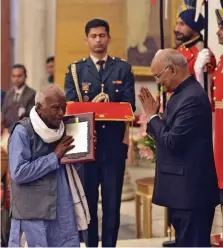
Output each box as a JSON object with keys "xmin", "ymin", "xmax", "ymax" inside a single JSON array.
[
  {"xmin": 126, "ymin": 121, "xmax": 135, "ymax": 165},
  {"xmin": 92, "ymin": 84, "xmax": 109, "ymax": 103},
  {"xmin": 91, "ymin": 84, "xmax": 134, "ymax": 164},
  {"xmin": 123, "ymin": 122, "xmax": 130, "ymax": 145}
]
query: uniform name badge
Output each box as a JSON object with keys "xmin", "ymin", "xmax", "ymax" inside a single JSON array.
[{"xmin": 112, "ymin": 80, "xmax": 122, "ymax": 84}]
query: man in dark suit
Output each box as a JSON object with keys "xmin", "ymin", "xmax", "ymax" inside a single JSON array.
[
  {"xmin": 2, "ymin": 64, "xmax": 36, "ymax": 131},
  {"xmin": 64, "ymin": 19, "xmax": 135, "ymax": 247},
  {"xmin": 46, "ymin": 56, "xmax": 55, "ymax": 84},
  {"xmin": 138, "ymin": 49, "xmax": 219, "ymax": 247}
]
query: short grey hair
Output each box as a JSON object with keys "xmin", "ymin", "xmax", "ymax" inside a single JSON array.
[
  {"xmin": 35, "ymin": 84, "xmax": 65, "ymax": 106},
  {"xmin": 163, "ymin": 49, "xmax": 188, "ymax": 68}
]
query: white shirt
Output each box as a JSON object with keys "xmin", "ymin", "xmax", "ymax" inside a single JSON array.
[
  {"xmin": 90, "ymin": 54, "xmax": 108, "ymax": 71},
  {"xmin": 13, "ymin": 84, "xmax": 26, "ymax": 102}
]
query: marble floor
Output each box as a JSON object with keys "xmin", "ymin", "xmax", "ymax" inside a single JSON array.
[
  {"xmin": 114, "ymin": 166, "xmax": 167, "ymax": 240},
  {"xmin": 81, "ymin": 238, "xmax": 168, "ymax": 247},
  {"xmin": 93, "ymin": 165, "xmax": 170, "ymax": 247},
  {"xmin": 80, "ymin": 165, "xmax": 168, "ymax": 247},
  {"xmin": 22, "ymin": 162, "xmax": 221, "ymax": 247},
  {"xmin": 92, "ymin": 164, "xmax": 222, "ymax": 247}
]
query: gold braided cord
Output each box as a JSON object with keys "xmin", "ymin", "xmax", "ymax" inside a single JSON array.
[
  {"xmin": 92, "ymin": 93, "xmax": 109, "ymax": 102},
  {"xmin": 71, "ymin": 63, "xmax": 108, "ymax": 103},
  {"xmin": 90, "ymin": 84, "xmax": 131, "ymax": 145},
  {"xmin": 71, "ymin": 63, "xmax": 83, "ymax": 102},
  {"xmin": 92, "ymin": 84, "xmax": 109, "ymax": 103},
  {"xmin": 182, "ymin": 35, "xmax": 200, "ymax": 47}
]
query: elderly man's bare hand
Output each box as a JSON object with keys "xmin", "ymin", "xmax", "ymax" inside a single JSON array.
[
  {"xmin": 55, "ymin": 136, "xmax": 74, "ymax": 159},
  {"xmin": 138, "ymin": 87, "xmax": 160, "ymax": 119}
]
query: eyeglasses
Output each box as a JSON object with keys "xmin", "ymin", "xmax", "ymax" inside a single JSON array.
[{"xmin": 153, "ymin": 66, "xmax": 170, "ymax": 81}]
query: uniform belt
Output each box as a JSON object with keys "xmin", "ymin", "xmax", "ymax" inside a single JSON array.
[{"xmin": 215, "ymin": 101, "xmax": 223, "ymax": 109}]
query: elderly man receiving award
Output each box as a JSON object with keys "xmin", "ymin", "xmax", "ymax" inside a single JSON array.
[{"xmin": 8, "ymin": 85, "xmax": 90, "ymax": 247}]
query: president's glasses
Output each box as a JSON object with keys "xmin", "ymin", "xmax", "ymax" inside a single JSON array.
[{"xmin": 153, "ymin": 66, "xmax": 170, "ymax": 81}]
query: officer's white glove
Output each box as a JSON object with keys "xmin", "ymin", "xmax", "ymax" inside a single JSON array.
[{"xmin": 194, "ymin": 48, "xmax": 211, "ymax": 71}]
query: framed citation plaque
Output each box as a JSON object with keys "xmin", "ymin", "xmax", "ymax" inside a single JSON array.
[{"xmin": 61, "ymin": 112, "xmax": 95, "ymax": 164}]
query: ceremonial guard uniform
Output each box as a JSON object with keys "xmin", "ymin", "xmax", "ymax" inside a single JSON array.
[
  {"xmin": 214, "ymin": 8, "xmax": 223, "ymax": 203},
  {"xmin": 177, "ymin": 37, "xmax": 216, "ymax": 77},
  {"xmin": 65, "ymin": 55, "xmax": 135, "ymax": 247},
  {"xmin": 176, "ymin": 1, "xmax": 216, "ymax": 99}
]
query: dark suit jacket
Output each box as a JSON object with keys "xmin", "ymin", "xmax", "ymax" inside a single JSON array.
[
  {"xmin": 64, "ymin": 56, "xmax": 135, "ymax": 160},
  {"xmin": 148, "ymin": 76, "xmax": 219, "ymax": 209},
  {"xmin": 2, "ymin": 85, "xmax": 36, "ymax": 131}
]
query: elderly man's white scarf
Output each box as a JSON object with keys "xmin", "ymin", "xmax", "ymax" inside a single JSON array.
[
  {"xmin": 30, "ymin": 106, "xmax": 65, "ymax": 143},
  {"xmin": 29, "ymin": 106, "xmax": 90, "ymax": 231}
]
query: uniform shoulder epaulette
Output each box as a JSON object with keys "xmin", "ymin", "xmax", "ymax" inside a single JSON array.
[
  {"xmin": 112, "ymin": 57, "xmax": 129, "ymax": 64},
  {"xmin": 73, "ymin": 58, "xmax": 87, "ymax": 64}
]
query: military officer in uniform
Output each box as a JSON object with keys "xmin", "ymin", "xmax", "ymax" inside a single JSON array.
[
  {"xmin": 213, "ymin": 7, "xmax": 223, "ymax": 204},
  {"xmin": 64, "ymin": 19, "xmax": 135, "ymax": 247},
  {"xmin": 174, "ymin": 0, "xmax": 216, "ymax": 97}
]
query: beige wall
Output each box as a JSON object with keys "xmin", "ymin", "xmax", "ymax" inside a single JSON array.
[
  {"xmin": 14, "ymin": 0, "xmax": 222, "ymax": 94},
  {"xmin": 14, "ymin": 0, "xmax": 56, "ymax": 91},
  {"xmin": 46, "ymin": 0, "xmax": 56, "ymax": 57},
  {"xmin": 54, "ymin": 0, "xmax": 126, "ymax": 89}
]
